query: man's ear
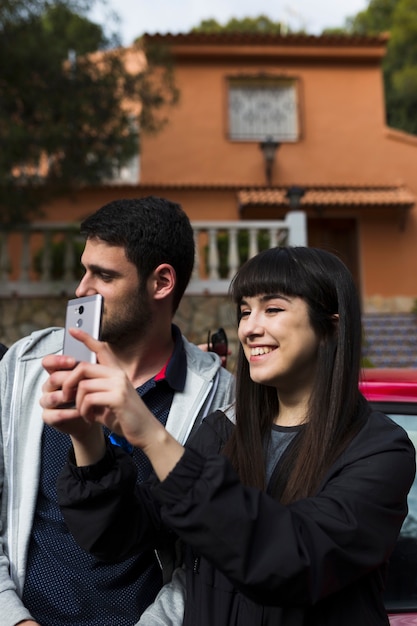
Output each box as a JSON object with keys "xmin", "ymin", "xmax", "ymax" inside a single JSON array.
[{"xmin": 150, "ymin": 264, "xmax": 176, "ymax": 301}]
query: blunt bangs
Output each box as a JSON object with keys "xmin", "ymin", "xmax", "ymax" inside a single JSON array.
[{"xmin": 230, "ymin": 247, "xmax": 316, "ymax": 304}]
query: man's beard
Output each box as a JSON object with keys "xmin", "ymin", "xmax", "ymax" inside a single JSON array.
[{"xmin": 100, "ymin": 286, "xmax": 152, "ymax": 346}]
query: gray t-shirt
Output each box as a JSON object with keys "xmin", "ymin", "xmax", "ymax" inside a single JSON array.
[{"xmin": 265, "ymin": 424, "xmax": 301, "ymax": 484}]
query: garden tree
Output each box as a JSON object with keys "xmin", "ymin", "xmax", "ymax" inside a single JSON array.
[
  {"xmin": 343, "ymin": 0, "xmax": 417, "ymax": 135},
  {"xmin": 0, "ymin": 0, "xmax": 178, "ymax": 226},
  {"xmin": 345, "ymin": 0, "xmax": 397, "ymax": 33},
  {"xmin": 192, "ymin": 15, "xmax": 284, "ymax": 34}
]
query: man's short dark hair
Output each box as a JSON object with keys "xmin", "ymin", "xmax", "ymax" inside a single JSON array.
[{"xmin": 80, "ymin": 196, "xmax": 195, "ymax": 311}]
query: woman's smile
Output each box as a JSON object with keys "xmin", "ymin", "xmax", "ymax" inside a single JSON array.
[{"xmin": 249, "ymin": 345, "xmax": 277, "ymax": 358}]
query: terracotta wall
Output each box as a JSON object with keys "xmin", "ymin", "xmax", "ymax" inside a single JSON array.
[
  {"xmin": 34, "ymin": 36, "xmax": 417, "ymax": 311},
  {"xmin": 141, "ymin": 63, "xmax": 387, "ymax": 187}
]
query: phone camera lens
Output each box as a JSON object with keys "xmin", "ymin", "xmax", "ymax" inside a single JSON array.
[
  {"xmin": 76, "ymin": 319, "xmax": 83, "ymax": 328},
  {"xmin": 78, "ymin": 305, "xmax": 84, "ymax": 314}
]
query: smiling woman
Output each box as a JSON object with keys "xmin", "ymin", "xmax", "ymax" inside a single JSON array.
[
  {"xmin": 237, "ymin": 293, "xmax": 320, "ymax": 419},
  {"xmin": 226, "ymin": 246, "xmax": 362, "ymax": 501},
  {"xmin": 46, "ymin": 246, "xmax": 415, "ymax": 626}
]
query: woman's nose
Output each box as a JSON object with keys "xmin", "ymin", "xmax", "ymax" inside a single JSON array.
[{"xmin": 241, "ymin": 313, "xmax": 264, "ymax": 338}]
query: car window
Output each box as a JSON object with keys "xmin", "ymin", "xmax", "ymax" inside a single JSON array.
[{"xmin": 374, "ymin": 408, "xmax": 417, "ymax": 612}]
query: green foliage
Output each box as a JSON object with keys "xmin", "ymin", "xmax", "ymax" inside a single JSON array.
[
  {"xmin": 346, "ymin": 0, "xmax": 397, "ymax": 34},
  {"xmin": 192, "ymin": 15, "xmax": 283, "ymax": 34},
  {"xmin": 0, "ymin": 0, "xmax": 178, "ymax": 226},
  {"xmin": 344, "ymin": 0, "xmax": 417, "ymax": 135},
  {"xmin": 321, "ymin": 27, "xmax": 350, "ymax": 35},
  {"xmin": 41, "ymin": 3, "xmax": 108, "ymax": 54},
  {"xmin": 33, "ymin": 237, "xmax": 85, "ymax": 280}
]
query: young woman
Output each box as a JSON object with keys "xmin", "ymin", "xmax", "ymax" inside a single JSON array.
[{"xmin": 41, "ymin": 247, "xmax": 415, "ymax": 626}]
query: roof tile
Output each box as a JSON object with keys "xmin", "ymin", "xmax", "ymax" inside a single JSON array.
[{"xmin": 238, "ymin": 186, "xmax": 415, "ymax": 209}]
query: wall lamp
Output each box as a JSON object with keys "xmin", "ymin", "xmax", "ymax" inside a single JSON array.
[
  {"xmin": 259, "ymin": 137, "xmax": 280, "ymax": 186},
  {"xmin": 286, "ymin": 185, "xmax": 305, "ymax": 209}
]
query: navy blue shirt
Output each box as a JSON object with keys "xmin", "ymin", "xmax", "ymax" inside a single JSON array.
[{"xmin": 22, "ymin": 325, "xmax": 187, "ymax": 626}]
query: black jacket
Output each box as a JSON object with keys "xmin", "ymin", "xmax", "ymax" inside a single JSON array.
[{"xmin": 58, "ymin": 401, "xmax": 415, "ymax": 626}]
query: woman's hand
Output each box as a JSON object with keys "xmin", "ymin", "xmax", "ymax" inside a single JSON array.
[{"xmin": 41, "ymin": 328, "xmax": 184, "ymax": 478}]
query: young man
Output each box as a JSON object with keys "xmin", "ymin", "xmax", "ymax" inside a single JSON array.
[{"xmin": 0, "ymin": 196, "xmax": 234, "ymax": 626}]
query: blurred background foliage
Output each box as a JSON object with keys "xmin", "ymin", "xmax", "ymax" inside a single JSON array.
[{"xmin": 0, "ymin": 0, "xmax": 178, "ymax": 226}]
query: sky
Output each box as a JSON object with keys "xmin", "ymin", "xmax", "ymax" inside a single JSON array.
[{"xmin": 91, "ymin": 0, "xmax": 370, "ymax": 46}]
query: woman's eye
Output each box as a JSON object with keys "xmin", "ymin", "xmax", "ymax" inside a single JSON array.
[
  {"xmin": 239, "ymin": 310, "xmax": 250, "ymax": 319},
  {"xmin": 266, "ymin": 307, "xmax": 284, "ymax": 314}
]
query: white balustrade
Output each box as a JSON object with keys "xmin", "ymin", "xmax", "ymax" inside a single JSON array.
[{"xmin": 0, "ymin": 213, "xmax": 306, "ymax": 297}]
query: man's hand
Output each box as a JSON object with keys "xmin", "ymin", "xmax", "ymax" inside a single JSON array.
[
  {"xmin": 40, "ymin": 353, "xmax": 95, "ymax": 440},
  {"xmin": 41, "ymin": 328, "xmax": 184, "ymax": 479}
]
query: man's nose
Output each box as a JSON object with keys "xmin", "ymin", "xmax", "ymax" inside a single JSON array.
[{"xmin": 75, "ymin": 275, "xmax": 95, "ymax": 297}]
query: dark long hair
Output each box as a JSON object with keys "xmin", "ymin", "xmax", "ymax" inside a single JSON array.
[{"xmin": 224, "ymin": 246, "xmax": 364, "ymax": 504}]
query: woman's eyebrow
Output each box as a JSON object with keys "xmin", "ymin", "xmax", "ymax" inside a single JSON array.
[
  {"xmin": 260, "ymin": 293, "xmax": 291, "ymax": 303},
  {"xmin": 239, "ymin": 293, "xmax": 291, "ymax": 306}
]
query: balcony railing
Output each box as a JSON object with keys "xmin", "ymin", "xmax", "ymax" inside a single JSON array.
[{"xmin": 0, "ymin": 212, "xmax": 306, "ymax": 297}]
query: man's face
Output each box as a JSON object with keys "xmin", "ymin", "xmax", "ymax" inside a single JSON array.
[{"xmin": 76, "ymin": 238, "xmax": 151, "ymax": 345}]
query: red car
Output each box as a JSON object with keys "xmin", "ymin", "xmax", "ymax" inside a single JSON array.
[{"xmin": 360, "ymin": 369, "xmax": 417, "ymax": 625}]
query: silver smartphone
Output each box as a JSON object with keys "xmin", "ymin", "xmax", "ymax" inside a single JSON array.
[{"xmin": 63, "ymin": 294, "xmax": 103, "ymax": 363}]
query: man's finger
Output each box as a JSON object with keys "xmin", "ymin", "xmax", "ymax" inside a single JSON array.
[
  {"xmin": 42, "ymin": 354, "xmax": 77, "ymax": 374},
  {"xmin": 68, "ymin": 327, "xmax": 119, "ymax": 366}
]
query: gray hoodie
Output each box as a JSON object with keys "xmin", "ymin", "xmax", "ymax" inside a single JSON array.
[{"xmin": 0, "ymin": 327, "xmax": 235, "ymax": 626}]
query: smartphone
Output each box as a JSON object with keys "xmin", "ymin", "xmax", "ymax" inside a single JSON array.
[{"xmin": 63, "ymin": 294, "xmax": 103, "ymax": 363}]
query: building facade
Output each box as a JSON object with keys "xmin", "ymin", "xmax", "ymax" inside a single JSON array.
[{"xmin": 30, "ymin": 32, "xmax": 417, "ymax": 312}]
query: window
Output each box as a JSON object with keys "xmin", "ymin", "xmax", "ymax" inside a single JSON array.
[
  {"xmin": 105, "ymin": 114, "xmax": 140, "ymax": 185},
  {"xmin": 228, "ymin": 77, "xmax": 299, "ymax": 142},
  {"xmin": 109, "ymin": 153, "xmax": 140, "ymax": 185}
]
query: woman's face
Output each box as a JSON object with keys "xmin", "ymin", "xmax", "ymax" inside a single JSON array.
[{"xmin": 238, "ymin": 293, "xmax": 320, "ymax": 392}]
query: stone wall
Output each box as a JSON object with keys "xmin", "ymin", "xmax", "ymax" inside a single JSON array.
[
  {"xmin": 0, "ymin": 294, "xmax": 239, "ymax": 371},
  {"xmin": 0, "ymin": 296, "xmax": 70, "ymax": 345},
  {"xmin": 174, "ymin": 295, "xmax": 238, "ymax": 372},
  {"xmin": 3, "ymin": 294, "xmax": 415, "ymax": 373}
]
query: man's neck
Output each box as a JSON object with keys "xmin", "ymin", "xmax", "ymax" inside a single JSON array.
[{"xmin": 109, "ymin": 325, "xmax": 175, "ymax": 388}]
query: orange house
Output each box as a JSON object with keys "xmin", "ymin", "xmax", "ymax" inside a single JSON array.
[{"xmin": 44, "ymin": 32, "xmax": 417, "ymax": 313}]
